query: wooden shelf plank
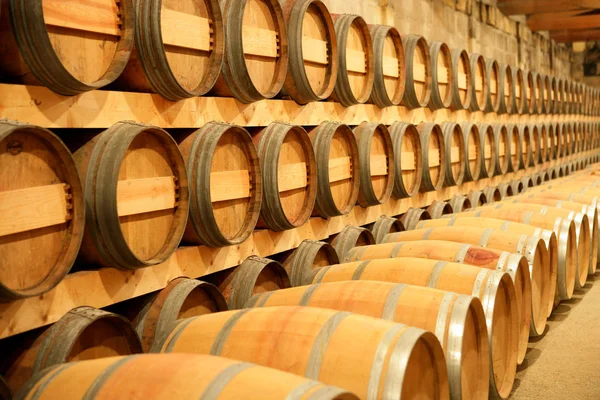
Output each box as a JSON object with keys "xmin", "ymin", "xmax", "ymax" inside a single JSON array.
[
  {"xmin": 0, "ymin": 155, "xmax": 589, "ymax": 340},
  {"xmin": 0, "ymin": 84, "xmax": 590, "ymax": 130}
]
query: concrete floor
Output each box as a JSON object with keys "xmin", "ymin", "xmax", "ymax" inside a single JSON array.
[{"xmin": 511, "ymin": 273, "xmax": 600, "ymax": 399}]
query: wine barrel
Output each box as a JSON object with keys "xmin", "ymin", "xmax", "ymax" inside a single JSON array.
[
  {"xmin": 401, "ymin": 207, "xmax": 432, "ymax": 230},
  {"xmin": 0, "ymin": 0, "xmax": 134, "ymax": 95},
  {"xmin": 402, "ymin": 34, "xmax": 432, "ymax": 109},
  {"xmin": 483, "ymin": 186, "xmax": 502, "ymax": 203},
  {"xmin": 449, "ymin": 194, "xmax": 472, "ymax": 213},
  {"xmin": 517, "ymin": 124, "xmax": 532, "ymax": 169},
  {"xmin": 177, "ymin": 123, "xmax": 261, "ymax": 247},
  {"xmin": 542, "ymin": 74, "xmax": 551, "ymax": 113},
  {"xmin": 457, "ymin": 122, "xmax": 481, "ymax": 182},
  {"xmin": 382, "ymin": 227, "xmax": 550, "ymax": 338},
  {"xmin": 520, "ymin": 175, "xmax": 534, "ymax": 189},
  {"xmin": 254, "ymin": 123, "xmax": 317, "ymax": 231},
  {"xmin": 428, "ymin": 41, "xmax": 453, "ymax": 110},
  {"xmin": 210, "ymin": 0, "xmax": 287, "ymax": 103},
  {"xmin": 512, "ymin": 67, "xmax": 526, "ymax": 114},
  {"xmin": 557, "ymin": 78, "xmax": 566, "ymax": 114},
  {"xmin": 246, "ymin": 281, "xmax": 490, "ymax": 400},
  {"xmin": 556, "ymin": 122, "xmax": 566, "ymax": 158},
  {"xmin": 0, "ymin": 121, "xmax": 84, "ymax": 300},
  {"xmin": 449, "ymin": 49, "xmax": 472, "ymax": 110},
  {"xmin": 468, "ymin": 190, "xmax": 488, "ymax": 208},
  {"xmin": 330, "ymin": 14, "xmax": 374, "ymax": 106},
  {"xmin": 538, "ymin": 123, "xmax": 549, "ymax": 163},
  {"xmin": 468, "ymin": 53, "xmax": 488, "ymax": 112},
  {"xmin": 484, "ymin": 58, "xmax": 501, "ymax": 113},
  {"xmin": 217, "ymin": 256, "xmax": 291, "ymax": 309},
  {"xmin": 275, "ymin": 239, "xmax": 339, "ymax": 286},
  {"xmin": 305, "ymin": 259, "xmax": 517, "ymax": 400},
  {"xmin": 308, "ymin": 122, "xmax": 360, "ymax": 217},
  {"xmin": 367, "ymin": 215, "xmax": 405, "ymax": 244},
  {"xmin": 565, "ymin": 80, "xmax": 574, "ymax": 114},
  {"xmin": 389, "ymin": 122, "xmax": 422, "ymax": 198},
  {"xmin": 114, "ymin": 0, "xmax": 224, "ymax": 100},
  {"xmin": 330, "ymin": 225, "xmax": 376, "ymax": 260},
  {"xmin": 564, "ymin": 122, "xmax": 574, "ymax": 156},
  {"xmin": 157, "ymin": 306, "xmax": 450, "ymax": 400},
  {"xmin": 492, "ymin": 123, "xmax": 510, "ymax": 175},
  {"xmin": 458, "ymin": 208, "xmax": 579, "ymax": 300},
  {"xmin": 427, "ymin": 200, "xmax": 453, "ymax": 219},
  {"xmin": 531, "ymin": 173, "xmax": 543, "ymax": 186},
  {"xmin": 369, "ymin": 24, "xmax": 405, "ymax": 108},
  {"xmin": 440, "ymin": 122, "xmax": 466, "ymax": 187},
  {"xmin": 509, "ymin": 179, "xmax": 525, "ymax": 195},
  {"xmin": 524, "ymin": 70, "xmax": 535, "ymax": 114},
  {"xmin": 532, "ymin": 72, "xmax": 543, "ymax": 114},
  {"xmin": 498, "ymin": 63, "xmax": 515, "ymax": 114},
  {"xmin": 353, "ymin": 122, "xmax": 395, "ymax": 206},
  {"xmin": 281, "ymin": 0, "xmax": 338, "ymax": 104},
  {"xmin": 418, "ymin": 123, "xmax": 446, "ymax": 192},
  {"xmin": 18, "ymin": 354, "xmax": 357, "ymax": 400},
  {"xmin": 506, "ymin": 124, "xmax": 522, "ymax": 172},
  {"xmin": 416, "ymin": 215, "xmax": 560, "ymax": 315},
  {"xmin": 528, "ymin": 124, "xmax": 541, "ymax": 167},
  {"xmin": 69, "ymin": 122, "xmax": 188, "ymax": 270},
  {"xmin": 474, "ymin": 123, "xmax": 496, "ymax": 179},
  {"xmin": 497, "ymin": 183, "xmax": 514, "ymax": 199},
  {"xmin": 1, "ymin": 307, "xmax": 142, "ymax": 392},
  {"xmin": 132, "ymin": 278, "xmax": 227, "ymax": 352}
]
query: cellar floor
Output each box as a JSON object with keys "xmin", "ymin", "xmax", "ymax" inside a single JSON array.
[{"xmin": 511, "ymin": 272, "xmax": 600, "ymax": 399}]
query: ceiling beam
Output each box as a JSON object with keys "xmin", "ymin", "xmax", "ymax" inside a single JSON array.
[
  {"xmin": 551, "ymin": 28, "xmax": 600, "ymax": 42},
  {"xmin": 527, "ymin": 12, "xmax": 600, "ymax": 31},
  {"xmin": 498, "ymin": 0, "xmax": 600, "ymax": 15}
]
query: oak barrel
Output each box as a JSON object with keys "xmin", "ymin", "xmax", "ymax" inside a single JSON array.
[
  {"xmin": 353, "ymin": 122, "xmax": 395, "ymax": 206},
  {"xmin": 309, "ymin": 122, "xmax": 360, "ymax": 217},
  {"xmin": 542, "ymin": 74, "xmax": 551, "ymax": 113},
  {"xmin": 468, "ymin": 53, "xmax": 488, "ymax": 112},
  {"xmin": 402, "ymin": 34, "xmax": 432, "ymax": 109},
  {"xmin": 367, "ymin": 215, "xmax": 405, "ymax": 243},
  {"xmin": 211, "ymin": 0, "xmax": 288, "ymax": 103},
  {"xmin": 449, "ymin": 194, "xmax": 472, "ymax": 213},
  {"xmin": 330, "ymin": 14, "xmax": 374, "ymax": 106},
  {"xmin": 330, "ymin": 225, "xmax": 376, "ymax": 260},
  {"xmin": 506, "ymin": 124, "xmax": 521, "ymax": 172},
  {"xmin": 369, "ymin": 24, "xmax": 405, "ymax": 107},
  {"xmin": 178, "ymin": 123, "xmax": 261, "ymax": 247},
  {"xmin": 459, "ymin": 122, "xmax": 482, "ymax": 182},
  {"xmin": 492, "ymin": 123, "xmax": 510, "ymax": 175},
  {"xmin": 517, "ymin": 124, "xmax": 532, "ymax": 169},
  {"xmin": 428, "ymin": 41, "xmax": 453, "ymax": 110},
  {"xmin": 281, "ymin": 0, "xmax": 338, "ymax": 104},
  {"xmin": 1, "ymin": 307, "xmax": 142, "ymax": 392},
  {"xmin": 157, "ymin": 306, "xmax": 450, "ymax": 400},
  {"xmin": 427, "ymin": 200, "xmax": 453, "ymax": 219},
  {"xmin": 524, "ymin": 70, "xmax": 535, "ymax": 114},
  {"xmin": 0, "ymin": 0, "xmax": 134, "ymax": 95},
  {"xmin": 509, "ymin": 179, "xmax": 525, "ymax": 195},
  {"xmin": 70, "ymin": 122, "xmax": 189, "ymax": 270},
  {"xmin": 275, "ymin": 239, "xmax": 339, "ymax": 286},
  {"xmin": 383, "ymin": 227, "xmax": 550, "ymax": 339},
  {"xmin": 528, "ymin": 124, "xmax": 541, "ymax": 167},
  {"xmin": 389, "ymin": 122, "xmax": 422, "ymax": 198},
  {"xmin": 115, "ymin": 0, "xmax": 224, "ymax": 100},
  {"xmin": 254, "ymin": 123, "xmax": 317, "ymax": 231},
  {"xmin": 418, "ymin": 123, "xmax": 446, "ymax": 192},
  {"xmin": 498, "ymin": 63, "xmax": 515, "ymax": 114},
  {"xmin": 484, "ymin": 58, "xmax": 501, "ymax": 113},
  {"xmin": 538, "ymin": 123, "xmax": 549, "ymax": 163},
  {"xmin": 474, "ymin": 123, "xmax": 496, "ymax": 179},
  {"xmin": 440, "ymin": 122, "xmax": 465, "ymax": 187},
  {"xmin": 450, "ymin": 49, "xmax": 471, "ymax": 110},
  {"xmin": 217, "ymin": 256, "xmax": 291, "ymax": 309},
  {"xmin": 482, "ymin": 186, "xmax": 502, "ymax": 203},
  {"xmin": 304, "ymin": 259, "xmax": 517, "ymax": 400},
  {"xmin": 550, "ymin": 76, "xmax": 559, "ymax": 113},
  {"xmin": 512, "ymin": 67, "xmax": 526, "ymax": 114},
  {"xmin": 17, "ymin": 354, "xmax": 357, "ymax": 400},
  {"xmin": 532, "ymin": 72, "xmax": 542, "ymax": 114},
  {"xmin": 467, "ymin": 190, "xmax": 488, "ymax": 208},
  {"xmin": 400, "ymin": 207, "xmax": 431, "ymax": 230},
  {"xmin": 247, "ymin": 281, "xmax": 490, "ymax": 400},
  {"xmin": 0, "ymin": 121, "xmax": 84, "ymax": 300},
  {"xmin": 496, "ymin": 183, "xmax": 514, "ymax": 199},
  {"xmin": 132, "ymin": 278, "xmax": 228, "ymax": 352}
]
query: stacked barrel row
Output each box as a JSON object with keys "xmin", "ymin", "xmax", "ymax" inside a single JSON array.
[
  {"xmin": 0, "ymin": 0, "xmax": 597, "ymax": 113},
  {"xmin": 1, "ymin": 116, "xmax": 595, "ymax": 302}
]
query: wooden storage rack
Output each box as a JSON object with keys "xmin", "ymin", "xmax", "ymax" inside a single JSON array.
[{"xmin": 0, "ymin": 82, "xmax": 595, "ymax": 340}]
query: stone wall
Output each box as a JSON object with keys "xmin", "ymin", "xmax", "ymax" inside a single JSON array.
[{"xmin": 321, "ymin": 0, "xmax": 573, "ymax": 79}]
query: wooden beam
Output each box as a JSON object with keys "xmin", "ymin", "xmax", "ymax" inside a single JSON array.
[
  {"xmin": 551, "ymin": 28, "xmax": 600, "ymax": 42},
  {"xmin": 498, "ymin": 0, "xmax": 600, "ymax": 15},
  {"xmin": 527, "ymin": 12, "xmax": 600, "ymax": 32}
]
